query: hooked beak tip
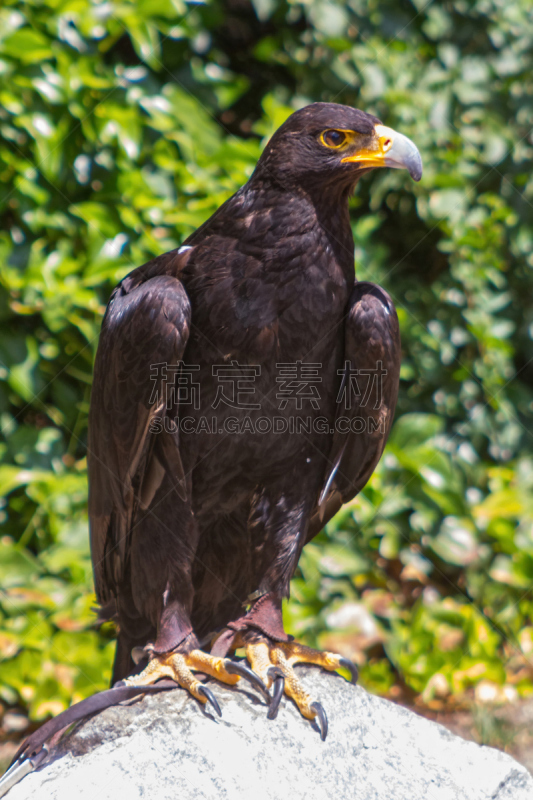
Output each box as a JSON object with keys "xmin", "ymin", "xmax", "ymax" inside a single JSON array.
[
  {"xmin": 379, "ymin": 126, "xmax": 423, "ymax": 182},
  {"xmin": 406, "ymin": 154, "xmax": 423, "ymax": 182}
]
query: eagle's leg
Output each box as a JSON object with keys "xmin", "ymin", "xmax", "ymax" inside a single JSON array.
[
  {"xmin": 225, "ymin": 481, "xmax": 358, "ymax": 738},
  {"xmin": 122, "ymin": 649, "xmax": 249, "ymax": 715}
]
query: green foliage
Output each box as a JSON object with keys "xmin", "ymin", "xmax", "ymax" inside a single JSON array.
[{"xmin": 0, "ymin": 0, "xmax": 532, "ymax": 719}]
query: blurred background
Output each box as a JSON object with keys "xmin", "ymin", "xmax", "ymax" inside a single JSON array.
[{"xmin": 0, "ymin": 0, "xmax": 532, "ymax": 768}]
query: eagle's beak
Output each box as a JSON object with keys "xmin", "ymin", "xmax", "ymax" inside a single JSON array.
[{"xmin": 342, "ymin": 124, "xmax": 423, "ymax": 182}]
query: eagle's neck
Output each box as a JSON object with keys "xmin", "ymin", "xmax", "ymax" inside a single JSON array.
[
  {"xmin": 232, "ymin": 178, "xmax": 356, "ymax": 283},
  {"xmin": 181, "ymin": 177, "xmax": 354, "ymax": 361}
]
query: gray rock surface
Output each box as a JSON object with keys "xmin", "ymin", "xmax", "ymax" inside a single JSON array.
[{"xmin": 6, "ymin": 667, "xmax": 533, "ymax": 800}]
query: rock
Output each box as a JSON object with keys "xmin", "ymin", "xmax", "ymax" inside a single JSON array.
[{"xmin": 5, "ymin": 667, "xmax": 533, "ymax": 800}]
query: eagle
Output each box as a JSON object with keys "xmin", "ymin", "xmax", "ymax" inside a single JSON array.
[{"xmin": 88, "ymin": 102, "xmax": 422, "ymax": 740}]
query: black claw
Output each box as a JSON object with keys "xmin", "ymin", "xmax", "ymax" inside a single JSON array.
[
  {"xmin": 225, "ymin": 660, "xmax": 271, "ymax": 704},
  {"xmin": 311, "ymin": 701, "xmax": 328, "ymax": 741},
  {"xmin": 130, "ymin": 646, "xmax": 145, "ymax": 665},
  {"xmin": 339, "ymin": 657, "xmax": 359, "ymax": 684},
  {"xmin": 266, "ymin": 667, "xmax": 285, "ymax": 720},
  {"xmin": 197, "ymin": 685, "xmax": 222, "ymax": 717}
]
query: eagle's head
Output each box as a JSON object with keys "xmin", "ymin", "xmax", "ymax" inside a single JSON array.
[{"xmin": 256, "ymin": 102, "xmax": 422, "ymax": 192}]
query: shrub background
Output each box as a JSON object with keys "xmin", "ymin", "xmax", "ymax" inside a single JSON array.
[{"xmin": 0, "ymin": 0, "xmax": 532, "ymax": 722}]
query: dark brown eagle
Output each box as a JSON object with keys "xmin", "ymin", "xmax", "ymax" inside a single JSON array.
[{"xmin": 88, "ymin": 102, "xmax": 422, "ymax": 739}]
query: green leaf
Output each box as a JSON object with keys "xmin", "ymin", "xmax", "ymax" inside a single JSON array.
[{"xmin": 1, "ymin": 29, "xmax": 53, "ymax": 63}]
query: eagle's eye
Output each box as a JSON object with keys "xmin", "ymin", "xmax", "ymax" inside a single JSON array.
[{"xmin": 322, "ymin": 129, "xmax": 347, "ymax": 148}]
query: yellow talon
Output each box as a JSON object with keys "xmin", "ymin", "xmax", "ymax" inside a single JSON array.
[
  {"xmin": 242, "ymin": 636, "xmax": 357, "ymax": 738},
  {"xmin": 123, "ymin": 649, "xmax": 243, "ymax": 715}
]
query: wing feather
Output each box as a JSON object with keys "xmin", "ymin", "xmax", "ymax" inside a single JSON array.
[
  {"xmin": 308, "ymin": 281, "xmax": 401, "ymax": 539},
  {"xmin": 88, "ymin": 252, "xmax": 192, "ymax": 603}
]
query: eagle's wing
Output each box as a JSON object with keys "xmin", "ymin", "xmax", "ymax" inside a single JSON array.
[
  {"xmin": 308, "ymin": 281, "xmax": 401, "ymax": 539},
  {"xmin": 88, "ymin": 249, "xmax": 193, "ymax": 605}
]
